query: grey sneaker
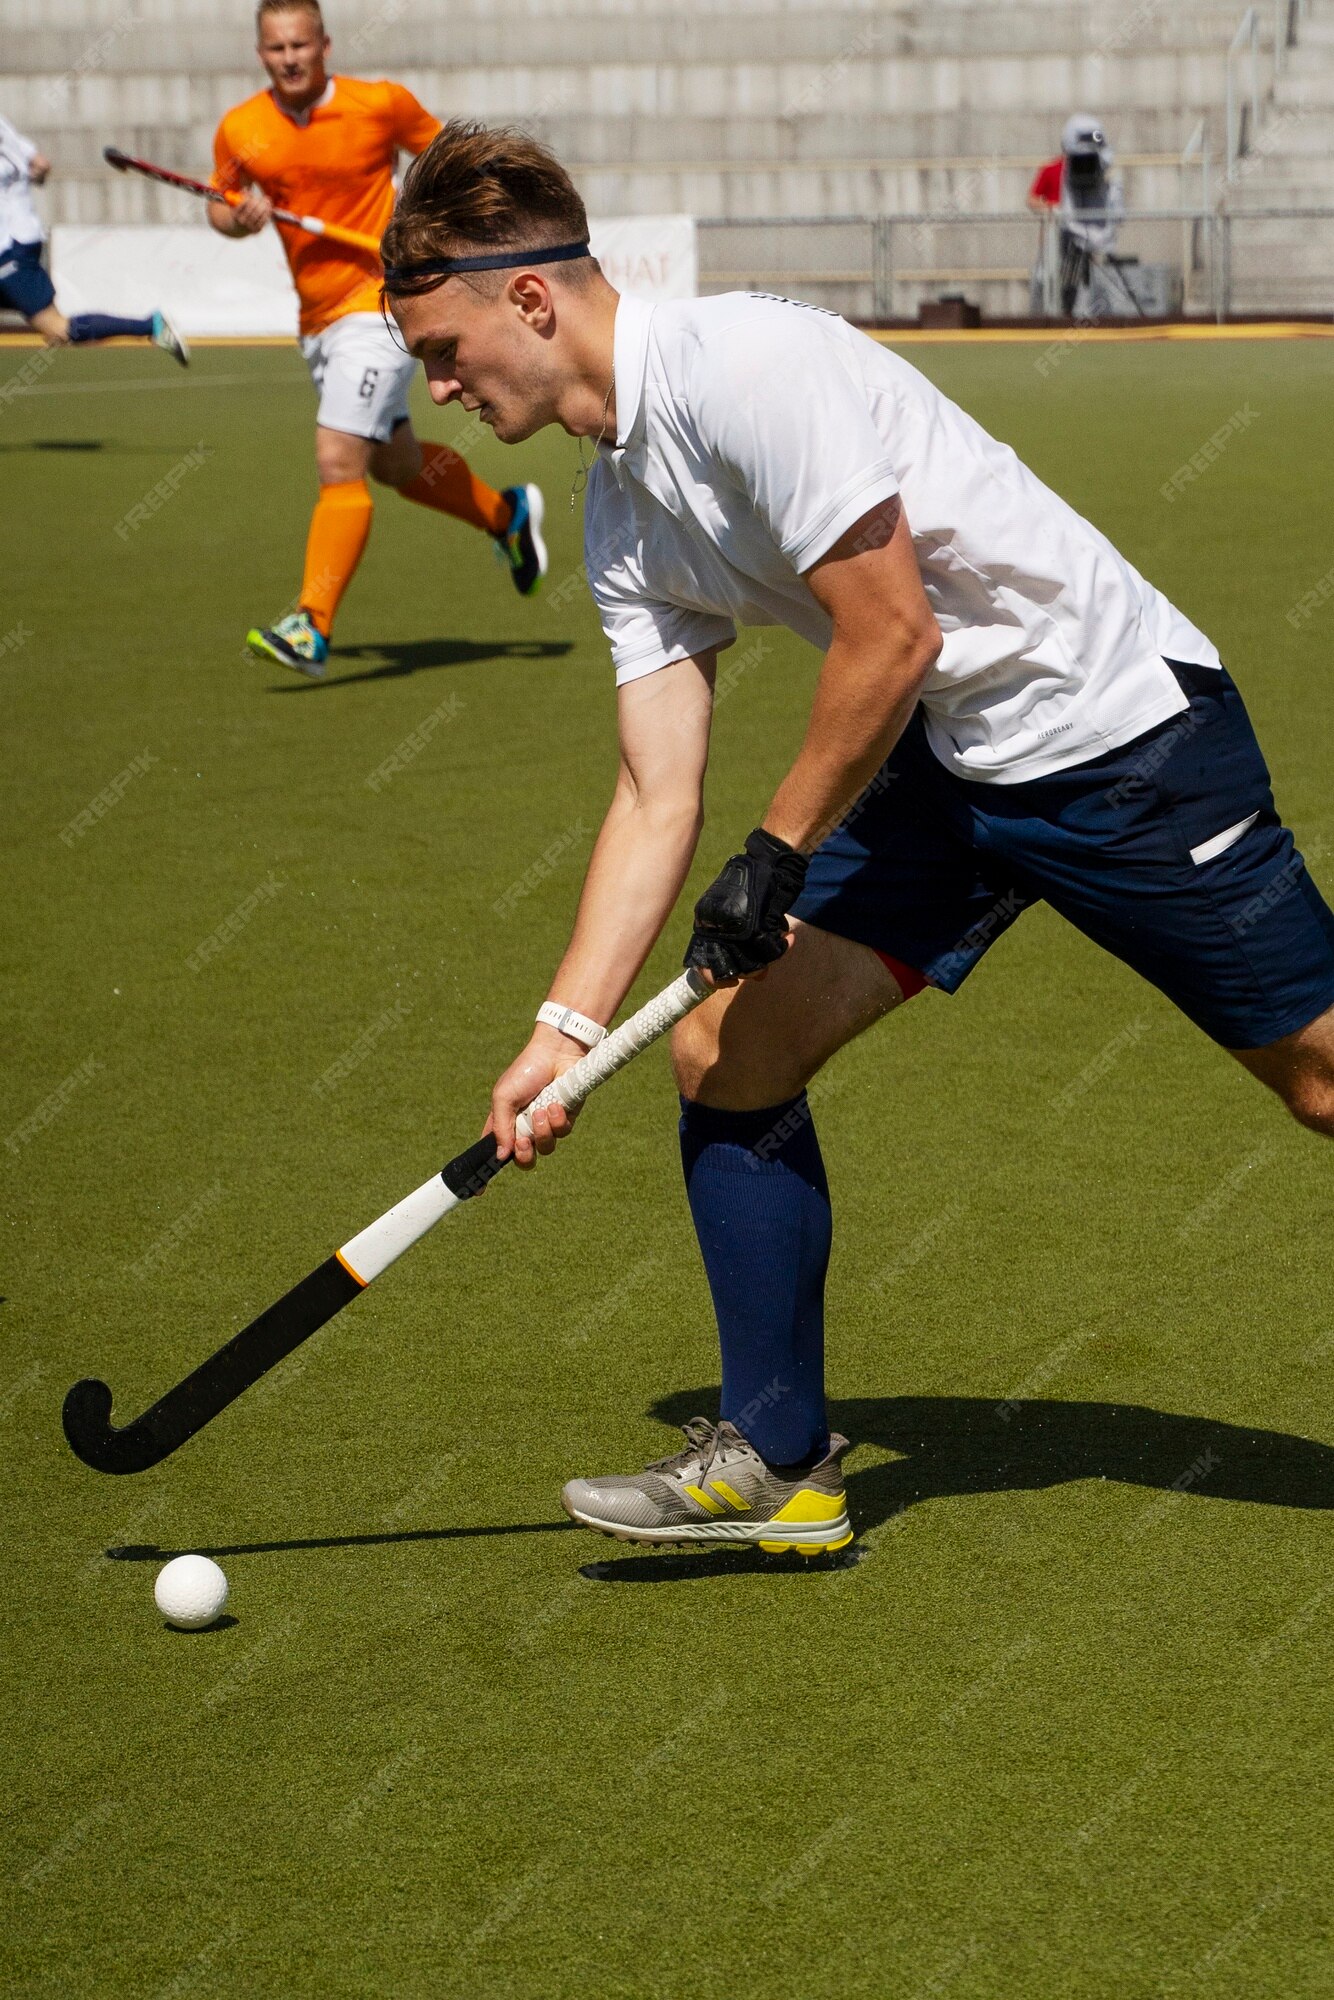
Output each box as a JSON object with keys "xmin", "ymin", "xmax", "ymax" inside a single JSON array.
[{"xmin": 561, "ymin": 1418, "xmax": 853, "ymax": 1554}]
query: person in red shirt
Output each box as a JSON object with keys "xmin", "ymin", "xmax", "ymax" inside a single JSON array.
[
  {"xmin": 210, "ymin": 0, "xmax": 547, "ymax": 677},
  {"xmin": 1026, "ymin": 154, "xmax": 1064, "ymax": 212}
]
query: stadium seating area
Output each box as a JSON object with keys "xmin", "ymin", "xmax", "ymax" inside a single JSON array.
[{"xmin": 3, "ymin": 0, "xmax": 1331, "ymax": 317}]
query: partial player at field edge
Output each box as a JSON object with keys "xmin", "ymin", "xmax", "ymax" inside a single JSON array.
[{"xmin": 0, "ymin": 110, "xmax": 188, "ymax": 365}]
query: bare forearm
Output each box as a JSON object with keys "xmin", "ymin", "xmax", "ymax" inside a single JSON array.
[
  {"xmin": 763, "ymin": 637, "xmax": 932, "ymax": 852},
  {"xmin": 486, "ymin": 651, "xmax": 713, "ymax": 1164},
  {"xmin": 545, "ymin": 789, "xmax": 704, "ymax": 1025}
]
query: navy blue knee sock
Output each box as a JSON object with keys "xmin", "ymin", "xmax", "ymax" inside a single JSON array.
[
  {"xmin": 678, "ymin": 1092, "xmax": 831, "ymax": 1468},
  {"xmin": 67, "ymin": 312, "xmax": 155, "ymax": 344}
]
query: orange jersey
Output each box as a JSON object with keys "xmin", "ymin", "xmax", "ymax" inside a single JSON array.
[{"xmin": 213, "ymin": 76, "xmax": 439, "ymax": 335}]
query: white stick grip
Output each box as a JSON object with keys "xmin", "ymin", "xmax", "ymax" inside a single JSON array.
[{"xmin": 515, "ymin": 968, "xmax": 710, "ymax": 1142}]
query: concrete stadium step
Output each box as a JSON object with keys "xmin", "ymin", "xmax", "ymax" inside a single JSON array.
[
  {"xmin": 1227, "ymin": 223, "xmax": 1334, "ymax": 264},
  {"xmin": 0, "ymin": 0, "xmax": 1265, "ymax": 24},
  {"xmin": 2, "ymin": 8, "xmax": 1263, "ymax": 71},
  {"xmin": 1226, "ymin": 171, "xmax": 1334, "ymax": 208},
  {"xmin": 1275, "ymin": 69, "xmax": 1334, "ymax": 107},
  {"xmin": 1233, "ymin": 112, "xmax": 1334, "ymax": 158},
  {"xmin": 1, "ymin": 54, "xmax": 1235, "ymax": 127},
  {"xmin": 8, "ymin": 103, "xmax": 1222, "ymax": 162}
]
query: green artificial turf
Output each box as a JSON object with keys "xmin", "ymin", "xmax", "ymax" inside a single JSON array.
[{"xmin": 2, "ymin": 334, "xmax": 1332, "ymax": 1998}]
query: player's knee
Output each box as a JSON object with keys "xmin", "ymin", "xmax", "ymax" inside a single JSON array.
[
  {"xmin": 314, "ymin": 429, "xmax": 372, "ymax": 486},
  {"xmin": 1282, "ymin": 1070, "xmax": 1334, "ymax": 1137},
  {"xmin": 316, "ymin": 453, "xmax": 362, "ymax": 487},
  {"xmin": 369, "ymin": 428, "xmax": 421, "ymax": 489},
  {"xmin": 671, "ymin": 988, "xmax": 817, "ymax": 1109},
  {"xmin": 671, "ymin": 997, "xmax": 772, "ymax": 1101}
]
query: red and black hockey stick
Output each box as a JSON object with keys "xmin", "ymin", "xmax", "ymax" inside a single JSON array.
[
  {"xmin": 103, "ymin": 145, "xmax": 382, "ymax": 256},
  {"xmin": 62, "ymin": 970, "xmax": 709, "ymax": 1475}
]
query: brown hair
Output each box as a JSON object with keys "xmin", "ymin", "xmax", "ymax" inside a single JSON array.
[
  {"xmin": 256, "ymin": 0, "xmax": 324, "ymax": 32},
  {"xmin": 382, "ymin": 121, "xmax": 596, "ymax": 298}
]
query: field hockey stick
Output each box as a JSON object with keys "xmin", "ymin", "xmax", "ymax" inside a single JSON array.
[
  {"xmin": 103, "ymin": 146, "xmax": 382, "ymax": 256},
  {"xmin": 61, "ymin": 968, "xmax": 710, "ymax": 1476}
]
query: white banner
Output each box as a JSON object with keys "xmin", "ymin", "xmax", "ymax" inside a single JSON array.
[
  {"xmin": 50, "ymin": 215, "xmax": 697, "ymax": 338},
  {"xmin": 51, "ymin": 225, "xmax": 298, "ymax": 336},
  {"xmin": 588, "ymin": 216, "xmax": 698, "ymax": 305}
]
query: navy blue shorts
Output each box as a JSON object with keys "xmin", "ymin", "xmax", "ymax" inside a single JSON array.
[
  {"xmin": 0, "ymin": 238, "xmax": 55, "ymax": 319},
  {"xmin": 792, "ymin": 662, "xmax": 1334, "ymax": 1050}
]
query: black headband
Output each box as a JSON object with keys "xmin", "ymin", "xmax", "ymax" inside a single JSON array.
[{"xmin": 382, "ymin": 239, "xmax": 591, "ymax": 285}]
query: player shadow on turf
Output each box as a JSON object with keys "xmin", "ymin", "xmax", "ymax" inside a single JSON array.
[
  {"xmin": 0, "ymin": 439, "xmax": 187, "ymax": 455},
  {"xmin": 577, "ymin": 1389, "xmax": 1334, "ymax": 1582},
  {"xmin": 267, "ymin": 637, "xmax": 575, "ymax": 688},
  {"xmin": 0, "ymin": 438, "xmax": 103, "ymax": 452},
  {"xmin": 656, "ymin": 1388, "xmax": 1334, "ymax": 1517},
  {"xmin": 104, "ymin": 1519, "xmax": 575, "ymax": 1565}
]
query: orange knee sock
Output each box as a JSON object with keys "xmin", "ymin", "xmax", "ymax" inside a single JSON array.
[
  {"xmin": 300, "ymin": 478, "xmax": 373, "ymax": 638},
  {"xmin": 400, "ymin": 441, "xmax": 511, "ymax": 537}
]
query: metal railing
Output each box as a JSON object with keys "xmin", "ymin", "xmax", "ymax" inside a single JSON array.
[
  {"xmin": 1274, "ymin": 0, "xmax": 1310, "ymax": 73},
  {"xmin": 1180, "ymin": 123, "xmax": 1212, "ymax": 306},
  {"xmin": 697, "ymin": 207, "xmax": 1334, "ymax": 324},
  {"xmin": 1226, "ymin": 0, "xmax": 1309, "ymax": 178},
  {"xmin": 1226, "ymin": 7, "xmax": 1264, "ymax": 181}
]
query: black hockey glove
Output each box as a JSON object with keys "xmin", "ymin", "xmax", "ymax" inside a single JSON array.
[{"xmin": 683, "ymin": 828, "xmax": 809, "ymax": 982}]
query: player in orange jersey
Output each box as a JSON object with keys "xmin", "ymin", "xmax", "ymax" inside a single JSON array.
[{"xmin": 210, "ymin": 0, "xmax": 546, "ymax": 677}]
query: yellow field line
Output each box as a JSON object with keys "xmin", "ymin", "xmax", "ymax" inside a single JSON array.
[
  {"xmin": 4, "ymin": 323, "xmax": 1331, "ymax": 354},
  {"xmin": 869, "ymin": 322, "xmax": 1334, "ymax": 343}
]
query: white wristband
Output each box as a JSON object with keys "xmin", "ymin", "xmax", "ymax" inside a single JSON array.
[{"xmin": 536, "ymin": 1001, "xmax": 607, "ymax": 1049}]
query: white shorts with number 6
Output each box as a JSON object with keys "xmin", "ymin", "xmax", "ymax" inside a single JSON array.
[{"xmin": 299, "ymin": 311, "xmax": 417, "ymax": 443}]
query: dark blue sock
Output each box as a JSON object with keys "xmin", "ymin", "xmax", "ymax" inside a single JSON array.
[
  {"xmin": 678, "ymin": 1092, "xmax": 831, "ymax": 1467},
  {"xmin": 67, "ymin": 312, "xmax": 155, "ymax": 344}
]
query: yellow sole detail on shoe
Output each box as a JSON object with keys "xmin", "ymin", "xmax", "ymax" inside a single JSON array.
[
  {"xmin": 757, "ymin": 1527, "xmax": 854, "ymax": 1555},
  {"xmin": 769, "ymin": 1488, "xmax": 849, "ymax": 1526}
]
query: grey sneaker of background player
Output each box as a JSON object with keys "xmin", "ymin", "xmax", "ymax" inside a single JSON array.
[{"xmin": 561, "ymin": 1417, "xmax": 853, "ymax": 1554}]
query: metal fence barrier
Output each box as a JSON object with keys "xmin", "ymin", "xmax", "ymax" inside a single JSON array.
[{"xmin": 697, "ymin": 208, "xmax": 1334, "ymax": 324}]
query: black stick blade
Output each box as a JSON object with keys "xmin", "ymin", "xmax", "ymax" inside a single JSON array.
[
  {"xmin": 61, "ymin": 1254, "xmax": 365, "ymax": 1474},
  {"xmin": 103, "ymin": 146, "xmax": 130, "ymax": 171},
  {"xmin": 62, "ymin": 1377, "xmax": 118, "ymax": 1464}
]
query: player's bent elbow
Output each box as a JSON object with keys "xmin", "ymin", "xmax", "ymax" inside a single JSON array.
[
  {"xmin": 904, "ymin": 613, "xmax": 943, "ymax": 687},
  {"xmin": 635, "ymin": 791, "xmax": 706, "ymax": 847}
]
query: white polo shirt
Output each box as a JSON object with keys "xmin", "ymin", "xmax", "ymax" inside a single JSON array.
[
  {"xmin": 0, "ymin": 113, "xmax": 43, "ymax": 250},
  {"xmin": 584, "ymin": 291, "xmax": 1221, "ymax": 785}
]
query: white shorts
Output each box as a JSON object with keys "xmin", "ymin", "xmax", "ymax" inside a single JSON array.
[{"xmin": 299, "ymin": 311, "xmax": 417, "ymax": 443}]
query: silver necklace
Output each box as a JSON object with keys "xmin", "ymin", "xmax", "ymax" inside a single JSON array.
[{"xmin": 570, "ymin": 376, "xmax": 615, "ymax": 509}]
